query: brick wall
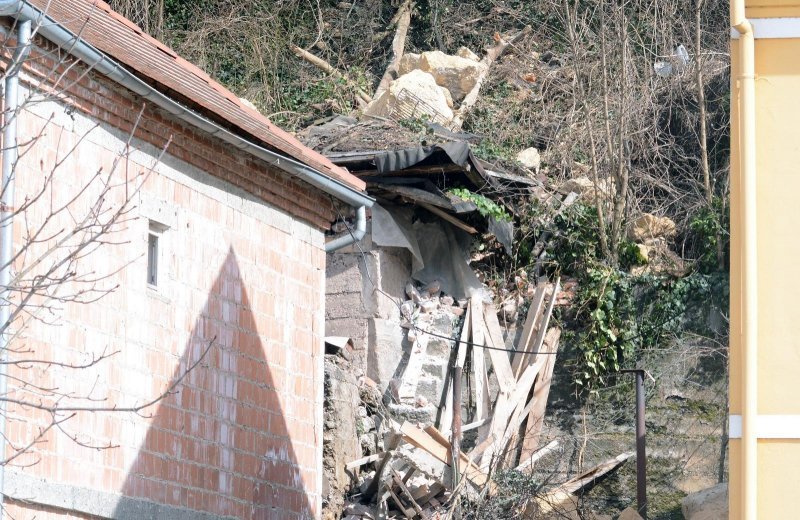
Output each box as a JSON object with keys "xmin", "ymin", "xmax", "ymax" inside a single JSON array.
[{"xmin": 1, "ymin": 34, "xmax": 329, "ymax": 520}]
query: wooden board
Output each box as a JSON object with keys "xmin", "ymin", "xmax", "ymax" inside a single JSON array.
[
  {"xmin": 516, "ymin": 439, "xmax": 559, "ymax": 473},
  {"xmin": 520, "ymin": 327, "xmax": 562, "ymax": 459},
  {"xmin": 482, "ymin": 303, "xmax": 516, "ymax": 393},
  {"xmin": 511, "ymin": 284, "xmax": 548, "ymax": 378},
  {"xmin": 400, "ymin": 422, "xmax": 490, "ymax": 489},
  {"xmin": 537, "ymin": 453, "xmax": 633, "ymax": 513},
  {"xmin": 438, "ymin": 302, "xmax": 471, "ymax": 434},
  {"xmin": 480, "ymin": 358, "xmax": 544, "ymax": 469}
]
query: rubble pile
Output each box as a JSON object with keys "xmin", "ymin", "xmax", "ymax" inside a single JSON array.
[{"xmin": 333, "ymin": 276, "xmax": 584, "ymax": 519}]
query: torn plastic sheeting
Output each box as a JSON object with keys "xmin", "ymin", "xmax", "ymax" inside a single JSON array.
[
  {"xmin": 371, "ymin": 204, "xmax": 483, "ymax": 299},
  {"xmin": 488, "ymin": 216, "xmax": 514, "ymax": 254},
  {"xmin": 411, "ymin": 219, "xmax": 483, "ymax": 299},
  {"xmin": 372, "ymin": 203, "xmax": 424, "ymax": 268}
]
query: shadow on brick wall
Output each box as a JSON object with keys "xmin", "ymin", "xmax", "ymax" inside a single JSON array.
[{"xmin": 116, "ymin": 248, "xmax": 314, "ymax": 519}]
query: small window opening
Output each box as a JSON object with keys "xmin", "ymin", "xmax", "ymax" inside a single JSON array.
[
  {"xmin": 147, "ymin": 221, "xmax": 167, "ymax": 288},
  {"xmin": 147, "ymin": 231, "xmax": 159, "ymax": 286}
]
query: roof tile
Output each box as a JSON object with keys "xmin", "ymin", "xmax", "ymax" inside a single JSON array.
[{"xmin": 27, "ymin": 0, "xmax": 365, "ymax": 192}]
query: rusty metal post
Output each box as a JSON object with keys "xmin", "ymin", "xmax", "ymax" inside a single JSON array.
[
  {"xmin": 451, "ymin": 363, "xmax": 463, "ymax": 519},
  {"xmin": 622, "ymin": 369, "xmax": 647, "ymax": 519}
]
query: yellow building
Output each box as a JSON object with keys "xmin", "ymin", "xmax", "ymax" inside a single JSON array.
[{"xmin": 730, "ymin": 0, "xmax": 800, "ymax": 518}]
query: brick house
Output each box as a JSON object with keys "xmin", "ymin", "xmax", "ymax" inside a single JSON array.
[{"xmin": 0, "ymin": 1, "xmax": 371, "ymax": 519}]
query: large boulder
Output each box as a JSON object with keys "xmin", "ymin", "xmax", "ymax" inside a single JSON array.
[
  {"xmin": 457, "ymin": 46, "xmax": 481, "ymax": 62},
  {"xmin": 558, "ymin": 176, "xmax": 613, "ymax": 204},
  {"xmin": 682, "ymin": 483, "xmax": 728, "ymax": 520},
  {"xmin": 617, "ymin": 507, "xmax": 644, "ymax": 520},
  {"xmin": 365, "ymin": 69, "xmax": 454, "ymax": 124},
  {"xmin": 417, "ymin": 50, "xmax": 487, "ymax": 101},
  {"xmin": 398, "ymin": 52, "xmax": 421, "ymax": 76},
  {"xmin": 628, "ymin": 213, "xmax": 677, "ymax": 242}
]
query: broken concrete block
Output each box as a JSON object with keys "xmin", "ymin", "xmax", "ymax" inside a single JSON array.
[{"xmin": 365, "ymin": 69, "xmax": 454, "ymax": 124}]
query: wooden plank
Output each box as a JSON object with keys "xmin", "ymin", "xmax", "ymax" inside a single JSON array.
[
  {"xmin": 516, "ymin": 439, "xmax": 559, "ymax": 473},
  {"xmin": 414, "ymin": 482, "xmax": 445, "ymax": 506},
  {"xmin": 438, "ymin": 302, "xmax": 471, "ymax": 435},
  {"xmin": 537, "ymin": 453, "xmax": 633, "ymax": 513},
  {"xmin": 364, "ymin": 451, "xmax": 394, "ymax": 500},
  {"xmin": 511, "ymin": 285, "xmax": 548, "ymax": 378},
  {"xmin": 472, "ymin": 329, "xmax": 489, "ymax": 422},
  {"xmin": 463, "ymin": 417, "xmax": 490, "ymax": 432},
  {"xmin": 418, "ymin": 202, "xmax": 479, "ymax": 234},
  {"xmin": 347, "ymin": 451, "xmax": 390, "ymax": 470},
  {"xmin": 527, "ymin": 279, "xmax": 561, "ymax": 365},
  {"xmin": 469, "ymin": 433, "xmax": 496, "ymax": 463},
  {"xmin": 387, "ymin": 485, "xmax": 415, "ymax": 519},
  {"xmin": 400, "ymin": 422, "xmax": 489, "ymax": 489},
  {"xmin": 480, "ymin": 359, "xmax": 544, "ymax": 469},
  {"xmin": 391, "ymin": 469, "xmax": 429, "ymax": 519},
  {"xmin": 520, "ymin": 328, "xmax": 562, "ymax": 459},
  {"xmin": 482, "ymin": 303, "xmax": 516, "ymax": 393},
  {"xmin": 423, "ymin": 425, "xmax": 498, "ymax": 495}
]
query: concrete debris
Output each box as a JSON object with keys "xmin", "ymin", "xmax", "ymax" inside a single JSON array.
[
  {"xmin": 681, "ymin": 483, "xmax": 728, "ymax": 520},
  {"xmin": 398, "ymin": 52, "xmax": 422, "ymax": 76}
]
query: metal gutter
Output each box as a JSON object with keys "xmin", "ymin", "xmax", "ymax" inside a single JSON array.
[
  {"xmin": 731, "ymin": 0, "xmax": 757, "ymax": 517},
  {"xmin": 0, "ymin": 0, "xmax": 373, "ymax": 212}
]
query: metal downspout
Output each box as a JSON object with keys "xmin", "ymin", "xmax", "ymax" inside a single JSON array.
[
  {"xmin": 732, "ymin": 0, "xmax": 757, "ymax": 517},
  {"xmin": 0, "ymin": 18, "xmax": 31, "ymax": 509},
  {"xmin": 325, "ymin": 206, "xmax": 366, "ymax": 252}
]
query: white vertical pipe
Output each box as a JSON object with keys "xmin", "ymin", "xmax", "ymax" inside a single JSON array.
[{"xmin": 0, "ymin": 18, "xmax": 31, "ymax": 508}]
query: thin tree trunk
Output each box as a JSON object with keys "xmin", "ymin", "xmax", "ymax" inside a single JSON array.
[
  {"xmin": 373, "ymin": 0, "xmax": 414, "ymax": 100},
  {"xmin": 610, "ymin": 5, "xmax": 630, "ymax": 264},
  {"xmin": 696, "ymin": 0, "xmax": 711, "ymax": 206},
  {"xmin": 564, "ymin": 0, "xmax": 610, "ymax": 260}
]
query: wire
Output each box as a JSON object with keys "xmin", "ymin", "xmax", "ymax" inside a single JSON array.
[{"xmin": 329, "ymin": 200, "xmax": 561, "ymax": 356}]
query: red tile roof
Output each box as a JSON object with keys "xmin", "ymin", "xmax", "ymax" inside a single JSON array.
[{"xmin": 27, "ymin": 0, "xmax": 366, "ymax": 192}]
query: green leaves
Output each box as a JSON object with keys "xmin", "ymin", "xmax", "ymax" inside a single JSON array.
[{"xmin": 448, "ymin": 188, "xmax": 512, "ymax": 222}]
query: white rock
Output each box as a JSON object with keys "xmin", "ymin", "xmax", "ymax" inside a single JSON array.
[
  {"xmin": 628, "ymin": 213, "xmax": 677, "ymax": 242},
  {"xmin": 417, "ymin": 50, "xmax": 487, "ymax": 101},
  {"xmin": 365, "ymin": 69, "xmax": 454, "ymax": 124},
  {"xmin": 516, "ymin": 147, "xmax": 541, "ymax": 171},
  {"xmin": 457, "ymin": 46, "xmax": 481, "ymax": 62},
  {"xmin": 682, "ymin": 483, "xmax": 728, "ymax": 520},
  {"xmin": 398, "ymin": 53, "xmax": 421, "ymax": 75}
]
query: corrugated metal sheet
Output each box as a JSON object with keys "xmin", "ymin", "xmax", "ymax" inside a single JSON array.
[{"xmin": 27, "ymin": 0, "xmax": 365, "ymax": 192}]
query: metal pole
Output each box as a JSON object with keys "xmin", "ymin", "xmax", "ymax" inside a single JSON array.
[
  {"xmin": 622, "ymin": 369, "xmax": 647, "ymax": 519},
  {"xmin": 634, "ymin": 370, "xmax": 647, "ymax": 519},
  {"xmin": 451, "ymin": 363, "xmax": 462, "ymax": 519}
]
